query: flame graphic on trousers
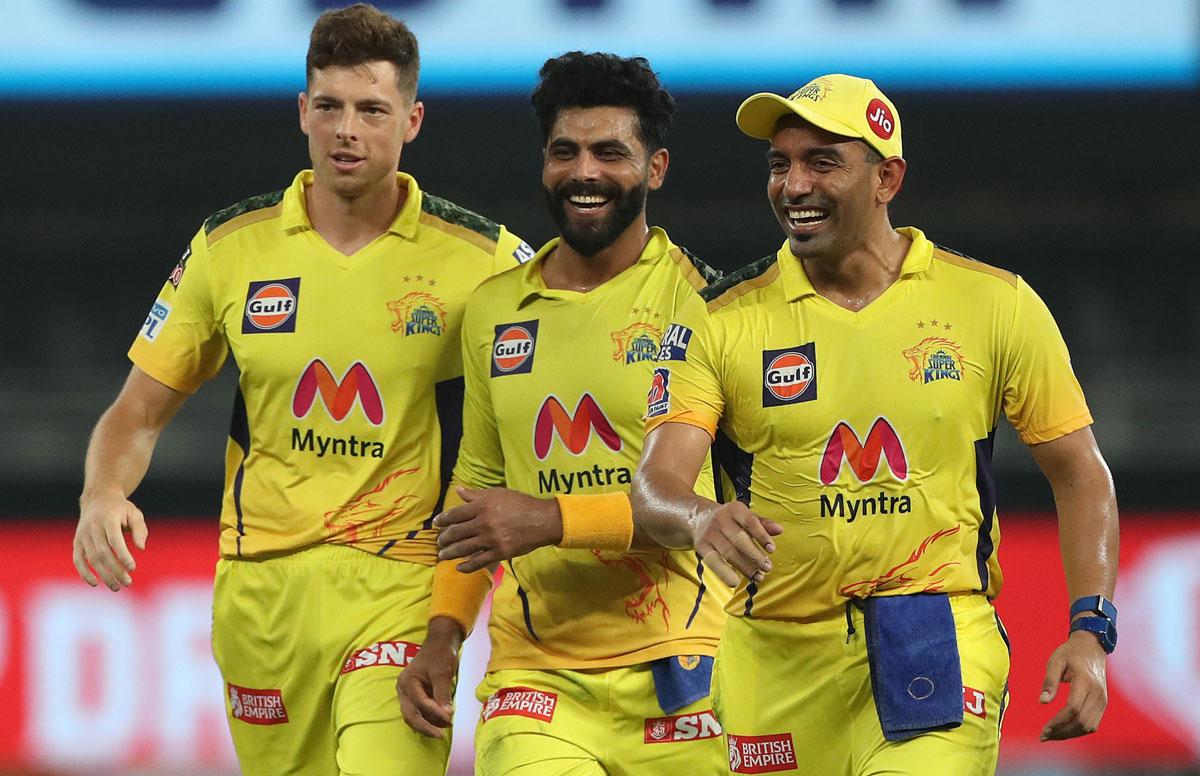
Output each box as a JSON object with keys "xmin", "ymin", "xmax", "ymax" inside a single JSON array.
[
  {"xmin": 838, "ymin": 525, "xmax": 961, "ymax": 598},
  {"xmin": 324, "ymin": 467, "xmax": 421, "ymax": 543},
  {"xmin": 591, "ymin": 549, "xmax": 672, "ymax": 627}
]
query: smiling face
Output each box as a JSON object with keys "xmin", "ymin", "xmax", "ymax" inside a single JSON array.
[
  {"xmin": 541, "ymin": 105, "xmax": 667, "ymax": 257},
  {"xmin": 767, "ymin": 116, "xmax": 888, "ymax": 261},
  {"xmin": 298, "ymin": 60, "xmax": 423, "ymax": 202}
]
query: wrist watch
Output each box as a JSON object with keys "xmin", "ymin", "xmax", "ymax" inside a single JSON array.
[{"xmin": 1068, "ymin": 595, "xmax": 1117, "ymax": 654}]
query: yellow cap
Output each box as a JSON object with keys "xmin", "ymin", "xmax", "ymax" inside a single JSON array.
[{"xmin": 735, "ymin": 74, "xmax": 902, "ymax": 159}]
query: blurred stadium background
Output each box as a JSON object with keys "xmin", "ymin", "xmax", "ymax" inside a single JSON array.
[{"xmin": 1, "ymin": 1, "xmax": 1197, "ymax": 774}]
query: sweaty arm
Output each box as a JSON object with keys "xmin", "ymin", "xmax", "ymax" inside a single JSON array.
[
  {"xmin": 74, "ymin": 366, "xmax": 188, "ymax": 591},
  {"xmin": 632, "ymin": 422, "xmax": 780, "ymax": 587},
  {"xmin": 1028, "ymin": 426, "xmax": 1119, "ymax": 742}
]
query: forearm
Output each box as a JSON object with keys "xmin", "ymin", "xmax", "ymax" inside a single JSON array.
[
  {"xmin": 631, "ymin": 461, "xmax": 716, "ymax": 549},
  {"xmin": 81, "ymin": 402, "xmax": 163, "ymax": 501},
  {"xmin": 1052, "ymin": 458, "xmax": 1119, "ymax": 601}
]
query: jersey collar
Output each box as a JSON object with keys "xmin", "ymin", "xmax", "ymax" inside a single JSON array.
[
  {"xmin": 281, "ymin": 170, "xmax": 423, "ymax": 239},
  {"xmin": 777, "ymin": 226, "xmax": 934, "ymax": 302},
  {"xmin": 514, "ymin": 226, "xmax": 672, "ymax": 307}
]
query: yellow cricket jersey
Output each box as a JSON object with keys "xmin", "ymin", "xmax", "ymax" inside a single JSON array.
[
  {"xmin": 453, "ymin": 227, "xmax": 730, "ymax": 671},
  {"xmin": 646, "ymin": 227, "xmax": 1092, "ymax": 622},
  {"xmin": 129, "ymin": 170, "xmax": 531, "ymax": 563}
]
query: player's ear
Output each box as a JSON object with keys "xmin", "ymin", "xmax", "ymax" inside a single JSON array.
[
  {"xmin": 403, "ymin": 100, "xmax": 424, "ymax": 144},
  {"xmin": 298, "ymin": 92, "xmax": 310, "ymax": 135},
  {"xmin": 647, "ymin": 148, "xmax": 669, "ymax": 191},
  {"xmin": 876, "ymin": 156, "xmax": 906, "ymax": 204}
]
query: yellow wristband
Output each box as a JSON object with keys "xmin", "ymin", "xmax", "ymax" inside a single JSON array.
[
  {"xmin": 429, "ymin": 560, "xmax": 492, "ymax": 636},
  {"xmin": 555, "ymin": 492, "xmax": 634, "ymax": 551}
]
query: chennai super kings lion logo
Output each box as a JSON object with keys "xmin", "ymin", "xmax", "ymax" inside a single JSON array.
[
  {"xmin": 324, "ymin": 467, "xmax": 422, "ymax": 544},
  {"xmin": 903, "ymin": 337, "xmax": 965, "ymax": 384},
  {"xmin": 791, "ymin": 78, "xmax": 833, "ymax": 103},
  {"xmin": 838, "ymin": 525, "xmax": 962, "ymax": 598},
  {"xmin": 388, "ymin": 292, "xmax": 447, "ymax": 336},
  {"xmin": 592, "ymin": 549, "xmax": 672, "ymax": 626},
  {"xmin": 610, "ymin": 322, "xmax": 663, "ymax": 364}
]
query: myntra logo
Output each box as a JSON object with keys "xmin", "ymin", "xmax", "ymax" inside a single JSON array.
[
  {"xmin": 533, "ymin": 394, "xmax": 621, "ymax": 460},
  {"xmin": 292, "ymin": 359, "xmax": 385, "ymax": 426},
  {"xmin": 819, "ymin": 418, "xmax": 907, "ymax": 485}
]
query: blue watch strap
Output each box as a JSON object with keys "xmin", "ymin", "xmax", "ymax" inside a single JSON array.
[
  {"xmin": 1069, "ymin": 595, "xmax": 1117, "ymax": 623},
  {"xmin": 1070, "ymin": 615, "xmax": 1117, "ymax": 654}
]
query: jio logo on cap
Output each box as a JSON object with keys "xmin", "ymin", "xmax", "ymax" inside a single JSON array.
[{"xmin": 865, "ymin": 98, "xmax": 895, "ymax": 140}]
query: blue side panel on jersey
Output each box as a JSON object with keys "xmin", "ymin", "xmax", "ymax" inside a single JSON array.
[
  {"xmin": 686, "ymin": 554, "xmax": 707, "ymax": 629},
  {"xmin": 974, "ymin": 430, "xmax": 998, "ymax": 591},
  {"xmin": 507, "ymin": 560, "xmax": 539, "ymax": 642},
  {"xmin": 432, "ymin": 376, "xmax": 465, "ymax": 519},
  {"xmin": 229, "ymin": 383, "xmax": 250, "ymax": 558},
  {"xmin": 715, "ymin": 429, "xmax": 754, "ymax": 505}
]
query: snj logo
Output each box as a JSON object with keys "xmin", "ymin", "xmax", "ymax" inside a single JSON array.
[
  {"xmin": 292, "ymin": 359, "xmax": 385, "ymax": 426},
  {"xmin": 819, "ymin": 418, "xmax": 907, "ymax": 485},
  {"xmin": 533, "ymin": 394, "xmax": 621, "ymax": 460}
]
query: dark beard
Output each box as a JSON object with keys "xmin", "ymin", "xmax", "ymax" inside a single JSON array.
[{"xmin": 545, "ymin": 179, "xmax": 648, "ymax": 258}]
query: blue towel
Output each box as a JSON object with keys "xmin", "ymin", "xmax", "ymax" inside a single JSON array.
[
  {"xmin": 650, "ymin": 655, "xmax": 714, "ymax": 714},
  {"xmin": 863, "ymin": 594, "xmax": 963, "ymax": 742}
]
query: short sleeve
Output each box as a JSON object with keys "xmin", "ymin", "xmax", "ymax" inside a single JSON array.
[
  {"xmin": 494, "ymin": 226, "xmax": 536, "ymax": 274},
  {"xmin": 127, "ymin": 229, "xmax": 228, "ymax": 394},
  {"xmin": 644, "ymin": 291, "xmax": 725, "ymax": 439},
  {"xmin": 1001, "ymin": 277, "xmax": 1093, "ymax": 444},
  {"xmin": 451, "ymin": 293, "xmax": 507, "ymax": 489}
]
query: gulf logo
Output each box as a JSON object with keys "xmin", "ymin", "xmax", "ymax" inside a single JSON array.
[
  {"xmin": 761, "ymin": 343, "xmax": 818, "ymax": 407},
  {"xmin": 243, "ymin": 277, "xmax": 300, "ymax": 334},
  {"xmin": 491, "ymin": 320, "xmax": 539, "ymax": 377}
]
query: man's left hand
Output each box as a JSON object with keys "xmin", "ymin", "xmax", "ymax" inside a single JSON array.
[
  {"xmin": 1038, "ymin": 630, "xmax": 1109, "ymax": 741},
  {"xmin": 435, "ymin": 487, "xmax": 562, "ymax": 572}
]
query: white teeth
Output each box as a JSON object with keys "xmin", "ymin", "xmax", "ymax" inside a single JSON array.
[
  {"xmin": 570, "ymin": 195, "xmax": 608, "ymax": 205},
  {"xmin": 787, "ymin": 208, "xmax": 826, "ymax": 220}
]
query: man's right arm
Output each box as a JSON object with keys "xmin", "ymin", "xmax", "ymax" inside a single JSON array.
[
  {"xmin": 74, "ymin": 366, "xmax": 188, "ymax": 591},
  {"xmin": 632, "ymin": 422, "xmax": 780, "ymax": 588}
]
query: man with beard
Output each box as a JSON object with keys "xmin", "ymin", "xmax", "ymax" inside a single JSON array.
[
  {"xmin": 397, "ymin": 52, "xmax": 729, "ymax": 775},
  {"xmin": 71, "ymin": 5, "xmax": 529, "ymax": 774},
  {"xmin": 630, "ymin": 74, "xmax": 1119, "ymax": 775}
]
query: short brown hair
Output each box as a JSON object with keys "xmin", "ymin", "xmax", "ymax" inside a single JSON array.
[{"xmin": 306, "ymin": 3, "xmax": 420, "ymax": 97}]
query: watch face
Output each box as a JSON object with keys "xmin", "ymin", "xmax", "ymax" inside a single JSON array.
[{"xmin": 1104, "ymin": 621, "xmax": 1118, "ymax": 652}]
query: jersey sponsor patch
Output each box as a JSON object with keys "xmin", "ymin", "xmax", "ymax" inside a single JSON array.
[
  {"xmin": 902, "ymin": 336, "xmax": 964, "ymax": 384},
  {"xmin": 819, "ymin": 418, "xmax": 907, "ymax": 485},
  {"xmin": 533, "ymin": 393, "xmax": 622, "ymax": 459},
  {"xmin": 167, "ymin": 245, "xmax": 191, "ymax": 288},
  {"xmin": 610, "ymin": 322, "xmax": 662, "ymax": 364},
  {"xmin": 762, "ymin": 344, "xmax": 817, "ymax": 407},
  {"xmin": 140, "ymin": 299, "xmax": 170, "ymax": 342},
  {"xmin": 644, "ymin": 710, "xmax": 722, "ymax": 744},
  {"xmin": 491, "ymin": 320, "xmax": 538, "ymax": 376},
  {"xmin": 228, "ymin": 684, "xmax": 289, "ymax": 725},
  {"xmin": 727, "ymin": 733, "xmax": 797, "ymax": 773},
  {"xmin": 657, "ymin": 323, "xmax": 693, "ymax": 362},
  {"xmin": 340, "ymin": 640, "xmax": 419, "ymax": 674},
  {"xmin": 292, "ymin": 359, "xmax": 385, "ymax": 426},
  {"xmin": 964, "ymin": 685, "xmax": 987, "ymax": 719},
  {"xmin": 647, "ymin": 367, "xmax": 671, "ymax": 418},
  {"xmin": 481, "ymin": 687, "xmax": 557, "ymax": 723},
  {"xmin": 243, "ymin": 277, "xmax": 300, "ymax": 333},
  {"xmin": 513, "ymin": 241, "xmax": 536, "ymax": 264}
]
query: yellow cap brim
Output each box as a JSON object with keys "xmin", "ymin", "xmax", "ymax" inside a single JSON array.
[{"xmin": 735, "ymin": 92, "xmax": 864, "ymax": 143}]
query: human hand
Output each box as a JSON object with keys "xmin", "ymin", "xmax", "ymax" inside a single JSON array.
[
  {"xmin": 73, "ymin": 489, "xmax": 148, "ymax": 591},
  {"xmin": 397, "ymin": 617, "xmax": 464, "ymax": 739},
  {"xmin": 1039, "ymin": 630, "xmax": 1109, "ymax": 741},
  {"xmin": 692, "ymin": 501, "xmax": 782, "ymax": 587},
  {"xmin": 435, "ymin": 487, "xmax": 562, "ymax": 572}
]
